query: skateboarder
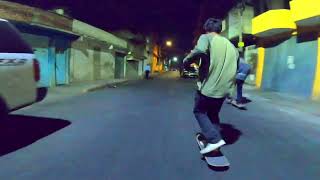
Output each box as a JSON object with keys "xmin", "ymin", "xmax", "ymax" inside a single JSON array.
[
  {"xmin": 227, "ymin": 54, "xmax": 251, "ymax": 108},
  {"xmin": 183, "ymin": 18, "xmax": 238, "ymax": 154}
]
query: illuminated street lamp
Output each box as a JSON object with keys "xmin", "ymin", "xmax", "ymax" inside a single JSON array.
[
  {"xmin": 173, "ymin": 57, "xmax": 178, "ymax": 62},
  {"xmin": 166, "ymin": 40, "xmax": 173, "ymax": 47}
]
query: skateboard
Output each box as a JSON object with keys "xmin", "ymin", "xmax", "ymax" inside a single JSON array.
[
  {"xmin": 195, "ymin": 133, "xmax": 230, "ymax": 167},
  {"xmin": 226, "ymin": 98, "xmax": 246, "ymax": 110}
]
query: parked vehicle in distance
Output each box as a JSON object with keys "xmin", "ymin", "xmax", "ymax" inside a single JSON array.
[{"xmin": 181, "ymin": 65, "xmax": 199, "ymax": 78}]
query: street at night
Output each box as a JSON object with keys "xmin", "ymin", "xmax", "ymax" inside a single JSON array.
[
  {"xmin": 1, "ymin": 0, "xmax": 320, "ymax": 179},
  {"xmin": 0, "ymin": 72, "xmax": 319, "ymax": 180}
]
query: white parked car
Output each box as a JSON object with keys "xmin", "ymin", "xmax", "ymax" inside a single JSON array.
[{"xmin": 0, "ymin": 19, "xmax": 46, "ymax": 120}]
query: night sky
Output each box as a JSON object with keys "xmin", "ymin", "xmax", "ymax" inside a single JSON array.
[{"xmin": 9, "ymin": 0, "xmax": 238, "ymax": 51}]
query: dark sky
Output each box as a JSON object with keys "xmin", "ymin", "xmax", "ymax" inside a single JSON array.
[{"xmin": 10, "ymin": 0, "xmax": 237, "ymax": 51}]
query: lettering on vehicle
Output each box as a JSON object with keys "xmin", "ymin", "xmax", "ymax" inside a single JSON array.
[{"xmin": 0, "ymin": 59, "xmax": 28, "ymax": 66}]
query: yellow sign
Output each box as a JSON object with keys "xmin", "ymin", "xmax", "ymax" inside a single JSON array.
[{"xmin": 238, "ymin": 41, "xmax": 245, "ymax": 48}]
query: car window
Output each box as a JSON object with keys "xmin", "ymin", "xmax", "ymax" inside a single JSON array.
[{"xmin": 0, "ymin": 20, "xmax": 33, "ymax": 53}]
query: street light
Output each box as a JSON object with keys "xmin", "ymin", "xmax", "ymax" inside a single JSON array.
[
  {"xmin": 166, "ymin": 40, "xmax": 173, "ymax": 47},
  {"xmin": 173, "ymin": 57, "xmax": 178, "ymax": 62}
]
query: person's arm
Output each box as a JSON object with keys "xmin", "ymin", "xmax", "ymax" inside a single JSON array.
[{"xmin": 183, "ymin": 34, "xmax": 209, "ymax": 68}]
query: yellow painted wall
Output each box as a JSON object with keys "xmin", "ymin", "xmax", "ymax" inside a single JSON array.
[
  {"xmin": 252, "ymin": 10, "xmax": 296, "ymax": 37},
  {"xmin": 290, "ymin": 0, "xmax": 320, "ymax": 24},
  {"xmin": 256, "ymin": 48, "xmax": 265, "ymax": 88},
  {"xmin": 151, "ymin": 45, "xmax": 163, "ymax": 73},
  {"xmin": 312, "ymin": 38, "xmax": 320, "ymax": 100}
]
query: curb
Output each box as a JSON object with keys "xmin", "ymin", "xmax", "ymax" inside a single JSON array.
[{"xmin": 84, "ymin": 80, "xmax": 129, "ymax": 93}]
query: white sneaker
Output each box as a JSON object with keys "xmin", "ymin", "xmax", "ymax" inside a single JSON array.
[
  {"xmin": 231, "ymin": 100, "xmax": 245, "ymax": 108},
  {"xmin": 196, "ymin": 134, "xmax": 205, "ymax": 148},
  {"xmin": 200, "ymin": 139, "xmax": 226, "ymax": 154},
  {"xmin": 226, "ymin": 98, "xmax": 232, "ymax": 104}
]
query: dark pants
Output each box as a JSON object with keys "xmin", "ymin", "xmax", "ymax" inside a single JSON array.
[
  {"xmin": 236, "ymin": 79, "xmax": 244, "ymax": 103},
  {"xmin": 193, "ymin": 91, "xmax": 224, "ymax": 144},
  {"xmin": 145, "ymin": 70, "xmax": 150, "ymax": 79}
]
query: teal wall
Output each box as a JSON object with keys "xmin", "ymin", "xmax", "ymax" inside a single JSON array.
[
  {"xmin": 20, "ymin": 32, "xmax": 71, "ymax": 87},
  {"xmin": 21, "ymin": 33, "xmax": 52, "ymax": 87},
  {"xmin": 262, "ymin": 36, "xmax": 318, "ymax": 97}
]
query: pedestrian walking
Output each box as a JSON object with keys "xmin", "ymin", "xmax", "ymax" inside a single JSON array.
[
  {"xmin": 183, "ymin": 18, "xmax": 239, "ymax": 154},
  {"xmin": 145, "ymin": 64, "xmax": 151, "ymax": 79}
]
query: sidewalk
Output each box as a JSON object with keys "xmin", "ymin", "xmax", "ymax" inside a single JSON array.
[
  {"xmin": 14, "ymin": 72, "xmax": 164, "ymax": 113},
  {"xmin": 244, "ymin": 85, "xmax": 320, "ymax": 117},
  {"xmin": 36, "ymin": 79, "xmax": 129, "ymax": 106},
  {"xmin": 33, "ymin": 71, "xmax": 165, "ymax": 107}
]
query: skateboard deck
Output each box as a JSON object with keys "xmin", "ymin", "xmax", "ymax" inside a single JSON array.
[
  {"xmin": 196, "ymin": 133, "xmax": 230, "ymax": 167},
  {"xmin": 227, "ymin": 99, "xmax": 246, "ymax": 110}
]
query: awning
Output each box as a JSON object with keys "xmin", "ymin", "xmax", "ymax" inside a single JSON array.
[
  {"xmin": 12, "ymin": 21, "xmax": 79, "ymax": 39},
  {"xmin": 126, "ymin": 54, "xmax": 147, "ymax": 61}
]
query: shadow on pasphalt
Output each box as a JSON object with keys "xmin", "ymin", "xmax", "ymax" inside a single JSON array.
[
  {"xmin": 241, "ymin": 97, "xmax": 252, "ymax": 104},
  {"xmin": 0, "ymin": 115, "xmax": 71, "ymax": 157},
  {"xmin": 220, "ymin": 123, "xmax": 242, "ymax": 145},
  {"xmin": 208, "ymin": 165, "xmax": 230, "ymax": 172}
]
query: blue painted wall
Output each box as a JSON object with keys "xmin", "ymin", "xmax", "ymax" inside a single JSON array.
[
  {"xmin": 55, "ymin": 38, "xmax": 70, "ymax": 85},
  {"xmin": 262, "ymin": 36, "xmax": 318, "ymax": 97},
  {"xmin": 20, "ymin": 32, "xmax": 71, "ymax": 87},
  {"xmin": 21, "ymin": 33, "xmax": 52, "ymax": 87}
]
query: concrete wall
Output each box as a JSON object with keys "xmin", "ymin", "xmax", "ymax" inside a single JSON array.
[
  {"xmin": 126, "ymin": 61, "xmax": 140, "ymax": 79},
  {"xmin": 70, "ymin": 37, "xmax": 116, "ymax": 82},
  {"xmin": 70, "ymin": 39, "xmax": 93, "ymax": 82},
  {"xmin": 101, "ymin": 51, "xmax": 115, "ymax": 80},
  {"xmin": 72, "ymin": 20, "xmax": 127, "ymax": 49},
  {"xmin": 138, "ymin": 60, "xmax": 143, "ymax": 76},
  {"xmin": 262, "ymin": 36, "xmax": 318, "ymax": 97},
  {"xmin": 1, "ymin": 1, "xmax": 131, "ymax": 86},
  {"xmin": 256, "ymin": 0, "xmax": 288, "ymax": 15},
  {"xmin": 266, "ymin": 0, "xmax": 287, "ymax": 10},
  {"xmin": 0, "ymin": 1, "xmax": 72, "ymax": 31},
  {"xmin": 244, "ymin": 45, "xmax": 258, "ymax": 85},
  {"xmin": 223, "ymin": 5, "xmax": 254, "ymax": 39}
]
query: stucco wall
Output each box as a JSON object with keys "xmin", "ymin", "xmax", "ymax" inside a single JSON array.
[
  {"xmin": 70, "ymin": 38, "xmax": 116, "ymax": 82},
  {"xmin": 126, "ymin": 61, "xmax": 139, "ymax": 79},
  {"xmin": 72, "ymin": 20, "xmax": 127, "ymax": 49},
  {"xmin": 70, "ymin": 39, "xmax": 94, "ymax": 82},
  {"xmin": 223, "ymin": 5, "xmax": 254, "ymax": 39},
  {"xmin": 0, "ymin": 1, "xmax": 72, "ymax": 31},
  {"xmin": 262, "ymin": 36, "xmax": 318, "ymax": 97},
  {"xmin": 101, "ymin": 51, "xmax": 115, "ymax": 79}
]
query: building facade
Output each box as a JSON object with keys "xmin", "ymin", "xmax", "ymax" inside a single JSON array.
[
  {"xmin": 252, "ymin": 0, "xmax": 320, "ymax": 100},
  {"xmin": 0, "ymin": 1, "xmax": 148, "ymax": 88},
  {"xmin": 0, "ymin": 1, "xmax": 77, "ymax": 87}
]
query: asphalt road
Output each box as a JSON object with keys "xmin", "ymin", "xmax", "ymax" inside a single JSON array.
[{"xmin": 0, "ymin": 72, "xmax": 319, "ymax": 180}]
